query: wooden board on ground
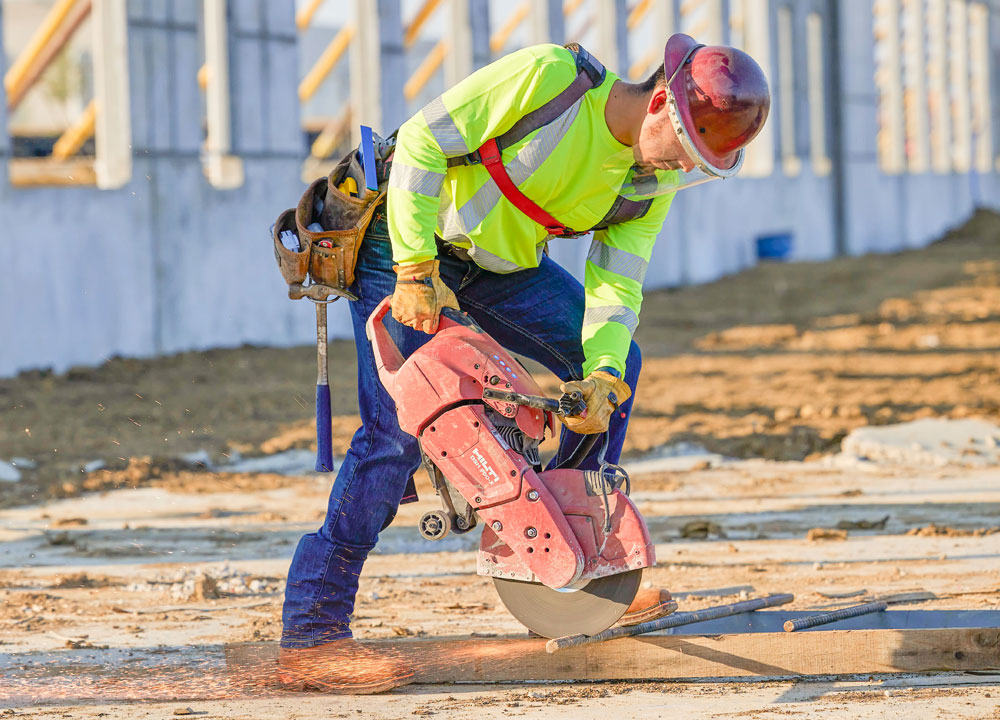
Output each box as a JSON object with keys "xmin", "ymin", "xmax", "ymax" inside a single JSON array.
[{"xmin": 228, "ymin": 628, "xmax": 1000, "ymax": 682}]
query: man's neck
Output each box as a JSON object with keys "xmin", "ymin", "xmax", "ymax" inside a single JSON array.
[{"xmin": 605, "ymin": 80, "xmax": 650, "ymax": 147}]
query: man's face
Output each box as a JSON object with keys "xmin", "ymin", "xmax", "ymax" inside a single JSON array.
[{"xmin": 634, "ymin": 88, "xmax": 696, "ymax": 173}]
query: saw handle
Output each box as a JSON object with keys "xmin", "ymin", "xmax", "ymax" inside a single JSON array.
[{"xmin": 366, "ymin": 297, "xmax": 480, "ymax": 379}]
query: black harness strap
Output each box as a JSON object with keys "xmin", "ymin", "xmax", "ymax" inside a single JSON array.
[{"xmin": 591, "ymin": 195, "xmax": 654, "ymax": 232}]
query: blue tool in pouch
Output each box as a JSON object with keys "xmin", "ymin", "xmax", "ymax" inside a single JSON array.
[{"xmin": 359, "ymin": 125, "xmax": 378, "ymax": 191}]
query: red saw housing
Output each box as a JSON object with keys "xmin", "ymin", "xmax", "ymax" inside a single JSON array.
[{"xmin": 365, "ymin": 298, "xmax": 655, "ymax": 591}]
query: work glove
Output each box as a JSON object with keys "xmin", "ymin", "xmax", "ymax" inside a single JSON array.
[
  {"xmin": 558, "ymin": 370, "xmax": 632, "ymax": 435},
  {"xmin": 391, "ymin": 259, "xmax": 460, "ymax": 334}
]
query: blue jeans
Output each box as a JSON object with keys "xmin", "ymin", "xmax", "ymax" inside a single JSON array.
[{"xmin": 280, "ymin": 207, "xmax": 642, "ymax": 648}]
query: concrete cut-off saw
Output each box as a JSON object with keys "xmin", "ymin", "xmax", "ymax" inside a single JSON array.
[{"xmin": 366, "ymin": 297, "xmax": 655, "ymax": 638}]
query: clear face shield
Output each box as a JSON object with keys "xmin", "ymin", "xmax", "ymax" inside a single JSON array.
[{"xmin": 602, "ymin": 44, "xmax": 745, "ymax": 201}]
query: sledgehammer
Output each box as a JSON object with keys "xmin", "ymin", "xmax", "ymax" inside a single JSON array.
[{"xmin": 314, "ymin": 296, "xmax": 334, "ymax": 473}]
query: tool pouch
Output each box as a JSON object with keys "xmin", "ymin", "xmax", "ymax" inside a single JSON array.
[
  {"xmin": 272, "ymin": 208, "xmax": 311, "ymax": 285},
  {"xmin": 295, "ymin": 150, "xmax": 385, "ymax": 290}
]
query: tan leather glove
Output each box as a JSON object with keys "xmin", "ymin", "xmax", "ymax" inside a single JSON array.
[
  {"xmin": 559, "ymin": 370, "xmax": 632, "ymax": 435},
  {"xmin": 391, "ymin": 259, "xmax": 460, "ymax": 334}
]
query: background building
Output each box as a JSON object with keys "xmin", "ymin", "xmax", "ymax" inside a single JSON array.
[{"xmin": 0, "ymin": 0, "xmax": 998, "ymax": 377}]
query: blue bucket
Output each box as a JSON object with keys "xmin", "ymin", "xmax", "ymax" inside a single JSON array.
[{"xmin": 755, "ymin": 233, "xmax": 794, "ymax": 262}]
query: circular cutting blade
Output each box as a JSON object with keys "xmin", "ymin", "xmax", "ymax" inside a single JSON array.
[{"xmin": 494, "ymin": 570, "xmax": 642, "ymax": 638}]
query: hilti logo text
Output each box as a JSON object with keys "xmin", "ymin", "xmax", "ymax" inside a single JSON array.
[{"xmin": 471, "ymin": 448, "xmax": 501, "ymax": 486}]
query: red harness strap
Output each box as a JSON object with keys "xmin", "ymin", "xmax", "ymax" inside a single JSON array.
[{"xmin": 477, "ymin": 138, "xmax": 581, "ymax": 237}]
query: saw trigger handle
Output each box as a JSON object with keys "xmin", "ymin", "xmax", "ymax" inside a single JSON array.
[{"xmin": 558, "ymin": 390, "xmax": 587, "ymax": 418}]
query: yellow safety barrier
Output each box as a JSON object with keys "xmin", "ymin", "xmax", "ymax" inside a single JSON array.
[
  {"xmin": 51, "ymin": 99, "xmax": 97, "ymax": 160},
  {"xmin": 404, "ymin": 40, "xmax": 448, "ymax": 101},
  {"xmin": 296, "ymin": 0, "xmax": 326, "ymax": 31},
  {"xmin": 404, "ymin": 0, "xmax": 444, "ymax": 49},
  {"xmin": 4, "ymin": 0, "xmax": 91, "ymax": 111},
  {"xmin": 299, "ymin": 24, "xmax": 356, "ymax": 103},
  {"xmin": 563, "ymin": 0, "xmax": 586, "ymax": 16}
]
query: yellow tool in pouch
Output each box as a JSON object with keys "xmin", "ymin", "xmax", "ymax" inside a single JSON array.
[{"xmin": 271, "ymin": 138, "xmax": 388, "ymax": 299}]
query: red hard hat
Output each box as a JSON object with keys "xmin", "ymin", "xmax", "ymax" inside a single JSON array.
[{"xmin": 664, "ymin": 33, "xmax": 771, "ymax": 174}]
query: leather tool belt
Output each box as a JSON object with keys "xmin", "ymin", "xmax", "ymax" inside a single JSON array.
[{"xmin": 272, "ymin": 133, "xmax": 394, "ymax": 301}]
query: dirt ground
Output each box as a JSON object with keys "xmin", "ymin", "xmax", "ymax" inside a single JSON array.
[
  {"xmin": 1, "ymin": 211, "xmax": 999, "ymax": 718},
  {"xmin": 2, "ymin": 212, "xmax": 998, "ymax": 507}
]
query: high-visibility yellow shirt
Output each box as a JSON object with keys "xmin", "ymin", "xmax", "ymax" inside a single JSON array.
[{"xmin": 387, "ymin": 44, "xmax": 674, "ymax": 376}]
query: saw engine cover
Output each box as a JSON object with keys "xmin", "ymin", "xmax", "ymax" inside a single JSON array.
[{"xmin": 366, "ymin": 299, "xmax": 655, "ymax": 636}]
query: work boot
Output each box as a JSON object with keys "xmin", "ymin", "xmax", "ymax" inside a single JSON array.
[
  {"xmin": 277, "ymin": 638, "xmax": 414, "ymax": 694},
  {"xmin": 616, "ymin": 587, "xmax": 676, "ymax": 626}
]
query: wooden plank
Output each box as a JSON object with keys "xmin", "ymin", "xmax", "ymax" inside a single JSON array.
[
  {"xmin": 228, "ymin": 628, "xmax": 1000, "ymax": 682},
  {"xmin": 295, "ymin": 0, "xmax": 326, "ymax": 31},
  {"xmin": 51, "ymin": 99, "xmax": 96, "ymax": 160},
  {"xmin": 5, "ymin": 0, "xmax": 91, "ymax": 111},
  {"xmin": 298, "ymin": 24, "xmax": 355, "ymax": 102},
  {"xmin": 404, "ymin": 0, "xmax": 444, "ymax": 49},
  {"xmin": 4, "ymin": 0, "xmax": 82, "ymax": 109},
  {"xmin": 9, "ymin": 157, "xmax": 97, "ymax": 187},
  {"xmin": 404, "ymin": 40, "xmax": 448, "ymax": 102}
]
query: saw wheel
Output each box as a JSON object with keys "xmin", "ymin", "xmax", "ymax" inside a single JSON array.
[{"xmin": 493, "ymin": 569, "xmax": 642, "ymax": 638}]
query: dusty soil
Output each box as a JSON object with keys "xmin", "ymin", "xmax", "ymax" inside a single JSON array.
[
  {"xmin": 1, "ymin": 211, "xmax": 999, "ymax": 718},
  {"xmin": 2, "ymin": 213, "xmax": 998, "ymax": 508}
]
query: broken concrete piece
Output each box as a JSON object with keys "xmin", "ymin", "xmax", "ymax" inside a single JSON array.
[
  {"xmin": 807, "ymin": 528, "xmax": 848, "ymax": 541},
  {"xmin": 0, "ymin": 460, "xmax": 21, "ymax": 483},
  {"xmin": 840, "ymin": 418, "xmax": 1000, "ymax": 467}
]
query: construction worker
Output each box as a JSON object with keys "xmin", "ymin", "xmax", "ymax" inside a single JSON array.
[{"xmin": 280, "ymin": 33, "xmax": 770, "ymax": 693}]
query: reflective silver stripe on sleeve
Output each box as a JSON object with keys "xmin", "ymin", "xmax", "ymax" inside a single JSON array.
[
  {"xmin": 388, "ymin": 162, "xmax": 445, "ymax": 198},
  {"xmin": 422, "ymin": 97, "xmax": 470, "ymax": 157},
  {"xmin": 587, "ymin": 239, "xmax": 648, "ymax": 284},
  {"xmin": 583, "ymin": 305, "xmax": 639, "ymax": 335}
]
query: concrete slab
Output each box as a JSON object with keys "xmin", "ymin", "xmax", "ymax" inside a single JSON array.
[{"xmin": 841, "ymin": 418, "xmax": 1000, "ymax": 467}]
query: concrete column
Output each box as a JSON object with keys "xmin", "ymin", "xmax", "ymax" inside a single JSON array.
[
  {"xmin": 595, "ymin": 0, "xmax": 628, "ymax": 76},
  {"xmin": 703, "ymin": 0, "xmax": 725, "ymax": 44},
  {"xmin": 0, "ymin": 0, "xmax": 8, "ymax": 189},
  {"xmin": 203, "ymin": 0, "xmax": 244, "ymax": 188},
  {"xmin": 530, "ymin": 0, "xmax": 565, "ymax": 45},
  {"xmin": 948, "ymin": 0, "xmax": 971, "ymax": 173},
  {"xmin": 470, "ymin": 0, "xmax": 491, "ymax": 70},
  {"xmin": 968, "ymin": 1, "xmax": 992, "ymax": 174},
  {"xmin": 901, "ymin": 0, "xmax": 929, "ymax": 173},
  {"xmin": 993, "ymin": 0, "xmax": 1000, "ymax": 174},
  {"xmin": 350, "ymin": 0, "xmax": 383, "ymax": 143},
  {"xmin": 92, "ymin": 0, "xmax": 133, "ymax": 189},
  {"xmin": 651, "ymin": 0, "xmax": 676, "ymax": 44},
  {"xmin": 379, "ymin": 0, "xmax": 406, "ymax": 133},
  {"xmin": 926, "ymin": 0, "xmax": 951, "ymax": 173},
  {"xmin": 718, "ymin": 0, "xmax": 731, "ymax": 44},
  {"xmin": 875, "ymin": 0, "xmax": 905, "ymax": 174},
  {"xmin": 446, "ymin": 0, "xmax": 473, "ymax": 88},
  {"xmin": 740, "ymin": 0, "xmax": 774, "ymax": 178}
]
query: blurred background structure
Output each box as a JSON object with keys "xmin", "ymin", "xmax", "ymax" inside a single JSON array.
[{"xmin": 0, "ymin": 0, "xmax": 997, "ymax": 377}]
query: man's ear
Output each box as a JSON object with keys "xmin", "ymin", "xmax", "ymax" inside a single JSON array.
[{"xmin": 647, "ymin": 87, "xmax": 668, "ymax": 115}]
